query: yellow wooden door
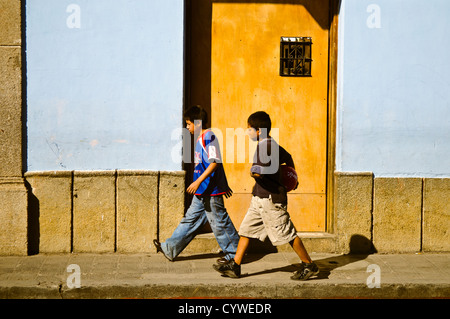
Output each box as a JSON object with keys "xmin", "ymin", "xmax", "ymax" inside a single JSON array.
[{"xmin": 211, "ymin": 1, "xmax": 329, "ymax": 231}]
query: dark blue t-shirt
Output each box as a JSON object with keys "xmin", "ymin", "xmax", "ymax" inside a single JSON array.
[{"xmin": 193, "ymin": 130, "xmax": 230, "ymax": 196}]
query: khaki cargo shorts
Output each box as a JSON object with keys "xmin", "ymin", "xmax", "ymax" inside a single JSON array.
[{"xmin": 238, "ymin": 196, "xmax": 297, "ymax": 246}]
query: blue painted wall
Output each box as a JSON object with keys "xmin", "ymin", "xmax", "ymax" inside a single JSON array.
[
  {"xmin": 26, "ymin": 0, "xmax": 184, "ymax": 171},
  {"xmin": 337, "ymin": 0, "xmax": 450, "ymax": 177},
  {"xmin": 26, "ymin": 0, "xmax": 449, "ymax": 177}
]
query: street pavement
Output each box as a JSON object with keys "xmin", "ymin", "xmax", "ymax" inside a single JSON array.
[{"xmin": 0, "ymin": 251, "xmax": 449, "ymax": 299}]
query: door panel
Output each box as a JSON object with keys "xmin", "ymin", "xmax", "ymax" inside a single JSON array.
[{"xmin": 211, "ymin": 1, "xmax": 330, "ymax": 231}]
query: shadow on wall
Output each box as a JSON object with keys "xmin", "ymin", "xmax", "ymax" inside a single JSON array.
[
  {"xmin": 210, "ymin": 0, "xmax": 336, "ymax": 30},
  {"xmin": 26, "ymin": 180, "xmax": 40, "ymax": 255},
  {"xmin": 247, "ymin": 234, "xmax": 378, "ymax": 255},
  {"xmin": 347, "ymin": 234, "xmax": 377, "ymax": 254}
]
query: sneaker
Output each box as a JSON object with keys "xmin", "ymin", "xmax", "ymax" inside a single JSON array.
[
  {"xmin": 290, "ymin": 262, "xmax": 319, "ymax": 281},
  {"xmin": 213, "ymin": 258, "xmax": 241, "ymax": 278},
  {"xmin": 216, "ymin": 257, "xmax": 232, "ymax": 265},
  {"xmin": 153, "ymin": 239, "xmax": 173, "ymax": 262}
]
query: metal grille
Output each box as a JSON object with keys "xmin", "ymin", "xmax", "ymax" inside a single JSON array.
[{"xmin": 280, "ymin": 37, "xmax": 312, "ymax": 77}]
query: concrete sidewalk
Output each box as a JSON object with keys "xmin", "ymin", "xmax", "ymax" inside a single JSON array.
[{"xmin": 0, "ymin": 251, "xmax": 449, "ymax": 299}]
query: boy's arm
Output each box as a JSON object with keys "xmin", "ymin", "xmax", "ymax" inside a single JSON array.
[
  {"xmin": 251, "ymin": 147, "xmax": 295, "ymax": 176},
  {"xmin": 282, "ymin": 152, "xmax": 298, "ymax": 190},
  {"xmin": 284, "ymin": 154, "xmax": 295, "ymax": 169},
  {"xmin": 186, "ymin": 162, "xmax": 218, "ymax": 195},
  {"xmin": 280, "ymin": 145, "xmax": 295, "ymax": 169}
]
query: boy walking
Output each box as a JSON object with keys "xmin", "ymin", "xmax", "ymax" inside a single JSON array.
[
  {"xmin": 154, "ymin": 106, "xmax": 240, "ymax": 262},
  {"xmin": 213, "ymin": 111, "xmax": 319, "ymax": 281}
]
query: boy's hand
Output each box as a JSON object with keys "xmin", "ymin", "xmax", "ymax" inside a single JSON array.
[
  {"xmin": 250, "ymin": 172, "xmax": 262, "ymax": 179},
  {"xmin": 224, "ymin": 189, "xmax": 233, "ymax": 198},
  {"xmin": 187, "ymin": 180, "xmax": 201, "ymax": 195},
  {"xmin": 250, "ymin": 165, "xmax": 263, "ymax": 179}
]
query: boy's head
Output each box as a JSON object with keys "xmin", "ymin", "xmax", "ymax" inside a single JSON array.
[
  {"xmin": 184, "ymin": 105, "xmax": 208, "ymax": 134},
  {"xmin": 247, "ymin": 111, "xmax": 271, "ymax": 141}
]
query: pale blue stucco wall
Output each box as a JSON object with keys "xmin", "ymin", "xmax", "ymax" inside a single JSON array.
[
  {"xmin": 26, "ymin": 0, "xmax": 184, "ymax": 171},
  {"xmin": 337, "ymin": 0, "xmax": 450, "ymax": 177},
  {"xmin": 26, "ymin": 1, "xmax": 450, "ymax": 176}
]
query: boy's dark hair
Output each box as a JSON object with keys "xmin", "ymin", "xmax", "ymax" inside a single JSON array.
[
  {"xmin": 184, "ymin": 105, "xmax": 208, "ymax": 129},
  {"xmin": 248, "ymin": 111, "xmax": 271, "ymax": 133}
]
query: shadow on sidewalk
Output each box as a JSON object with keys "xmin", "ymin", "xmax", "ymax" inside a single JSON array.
[
  {"xmin": 175, "ymin": 237, "xmax": 278, "ymax": 264},
  {"xmin": 175, "ymin": 253, "xmax": 223, "ymax": 261},
  {"xmin": 242, "ymin": 234, "xmax": 377, "ymax": 279}
]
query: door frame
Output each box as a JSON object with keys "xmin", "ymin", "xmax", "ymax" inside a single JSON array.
[
  {"xmin": 184, "ymin": 0, "xmax": 341, "ymax": 233},
  {"xmin": 326, "ymin": 0, "xmax": 340, "ymax": 233}
]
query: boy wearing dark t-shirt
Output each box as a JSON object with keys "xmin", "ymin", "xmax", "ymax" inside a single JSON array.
[{"xmin": 213, "ymin": 111, "xmax": 319, "ymax": 281}]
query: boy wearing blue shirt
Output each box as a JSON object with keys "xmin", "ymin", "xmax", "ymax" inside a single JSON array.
[{"xmin": 154, "ymin": 106, "xmax": 240, "ymax": 262}]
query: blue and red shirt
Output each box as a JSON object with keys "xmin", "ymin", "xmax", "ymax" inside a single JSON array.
[{"xmin": 193, "ymin": 130, "xmax": 231, "ymax": 196}]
